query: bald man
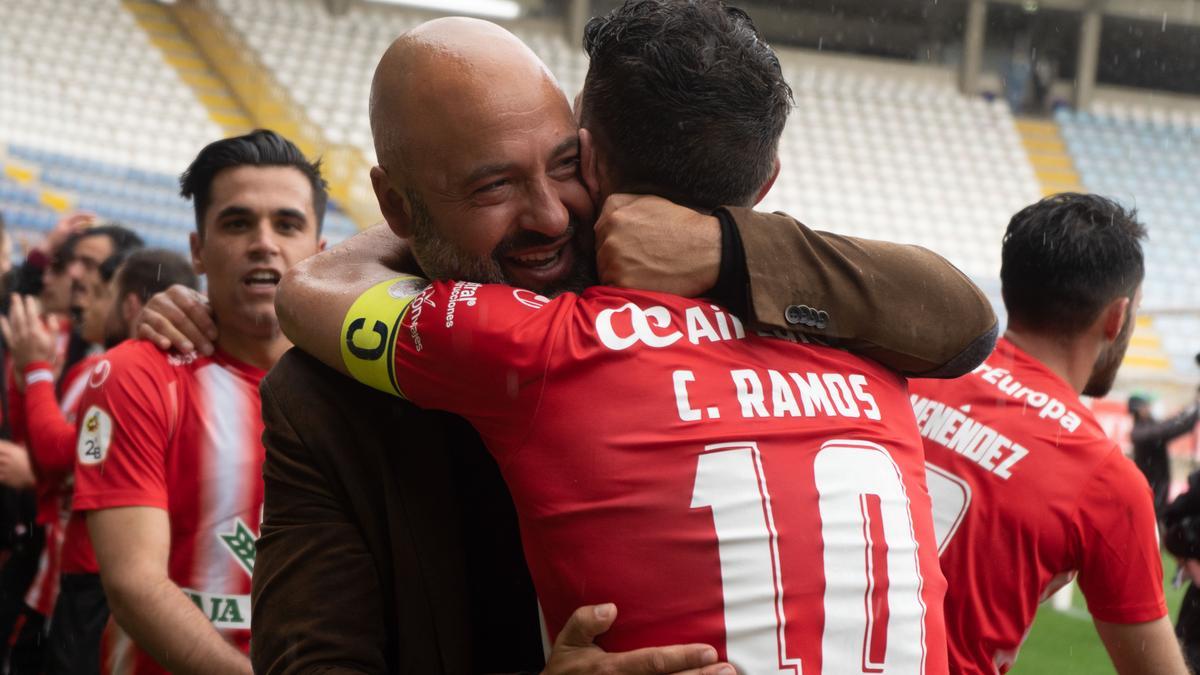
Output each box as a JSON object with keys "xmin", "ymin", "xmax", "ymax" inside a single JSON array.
[{"xmin": 255, "ymin": 4, "xmax": 997, "ymax": 673}]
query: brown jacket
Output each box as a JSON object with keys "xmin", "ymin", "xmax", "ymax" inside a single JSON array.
[{"xmin": 251, "ymin": 210, "xmax": 996, "ymax": 674}]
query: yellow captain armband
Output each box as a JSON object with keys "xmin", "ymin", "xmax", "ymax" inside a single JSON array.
[{"xmin": 340, "ymin": 275, "xmax": 430, "ymax": 398}]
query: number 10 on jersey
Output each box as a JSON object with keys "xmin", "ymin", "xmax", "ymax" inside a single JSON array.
[{"xmin": 691, "ymin": 440, "xmax": 928, "ymax": 674}]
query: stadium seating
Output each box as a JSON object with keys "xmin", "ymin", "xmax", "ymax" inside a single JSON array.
[
  {"xmin": 759, "ymin": 60, "xmax": 1042, "ymax": 283},
  {"xmin": 1058, "ymin": 103, "xmax": 1200, "ymax": 374},
  {"xmin": 0, "ymin": 0, "xmax": 223, "ymax": 176}
]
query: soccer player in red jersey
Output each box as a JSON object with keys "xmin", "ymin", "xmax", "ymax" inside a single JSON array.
[
  {"xmin": 6, "ymin": 248, "xmax": 198, "ymax": 675},
  {"xmin": 71, "ymin": 131, "xmax": 326, "ymax": 675},
  {"xmin": 909, "ymin": 193, "xmax": 1188, "ymax": 675},
  {"xmin": 0, "ymin": 224, "xmax": 144, "ymax": 672},
  {"xmin": 279, "ymin": 7, "xmax": 950, "ymax": 673}
]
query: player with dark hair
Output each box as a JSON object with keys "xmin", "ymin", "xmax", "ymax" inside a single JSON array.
[
  {"xmin": 280, "ymin": 5, "xmax": 951, "ymax": 671},
  {"xmin": 70, "ymin": 130, "xmax": 324, "ymax": 675},
  {"xmin": 180, "ymin": 129, "xmax": 327, "ymax": 237},
  {"xmin": 0, "ymin": 222, "xmax": 143, "ymax": 674},
  {"xmin": 911, "ymin": 193, "xmax": 1187, "ymax": 674},
  {"xmin": 3, "ymin": 247, "xmax": 197, "ymax": 675},
  {"xmin": 579, "ymin": 0, "xmax": 791, "ymax": 209}
]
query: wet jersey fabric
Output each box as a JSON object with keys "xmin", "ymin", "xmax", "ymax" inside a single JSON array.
[
  {"xmin": 72, "ymin": 341, "xmax": 265, "ymax": 675},
  {"xmin": 343, "ymin": 277, "xmax": 948, "ymax": 674},
  {"xmin": 910, "ymin": 338, "xmax": 1165, "ymax": 674}
]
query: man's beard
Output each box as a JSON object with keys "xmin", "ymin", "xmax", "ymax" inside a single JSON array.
[
  {"xmin": 1082, "ymin": 301, "xmax": 1136, "ymax": 398},
  {"xmin": 405, "ymin": 189, "xmax": 596, "ymax": 296}
]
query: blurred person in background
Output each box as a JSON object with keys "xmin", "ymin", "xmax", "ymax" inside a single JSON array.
[
  {"xmin": 910, "ymin": 193, "xmax": 1186, "ymax": 675},
  {"xmin": 72, "ymin": 129, "xmax": 325, "ymax": 675},
  {"xmin": 1129, "ymin": 393, "xmax": 1200, "ymax": 522},
  {"xmin": 3, "ymin": 248, "xmax": 196, "ymax": 675},
  {"xmin": 0, "ymin": 223, "xmax": 142, "ymax": 674},
  {"xmin": 1162, "ymin": 444, "xmax": 1200, "ymax": 672}
]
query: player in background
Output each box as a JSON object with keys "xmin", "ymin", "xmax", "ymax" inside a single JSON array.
[
  {"xmin": 280, "ymin": 6, "xmax": 949, "ymax": 673},
  {"xmin": 0, "ymin": 224, "xmax": 143, "ymax": 675},
  {"xmin": 910, "ymin": 193, "xmax": 1188, "ymax": 675},
  {"xmin": 4, "ymin": 249, "xmax": 198, "ymax": 675},
  {"xmin": 71, "ymin": 130, "xmax": 326, "ymax": 675}
]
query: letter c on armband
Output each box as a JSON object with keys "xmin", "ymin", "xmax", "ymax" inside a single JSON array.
[{"xmin": 345, "ymin": 318, "xmax": 389, "ymax": 361}]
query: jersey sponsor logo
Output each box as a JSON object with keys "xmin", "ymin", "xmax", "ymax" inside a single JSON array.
[
  {"xmin": 77, "ymin": 406, "xmax": 113, "ymax": 466},
  {"xmin": 167, "ymin": 351, "xmax": 201, "ymax": 367},
  {"xmin": 182, "ymin": 588, "xmax": 251, "ymax": 630},
  {"xmin": 405, "ymin": 287, "xmax": 436, "ymax": 353},
  {"xmin": 445, "ymin": 281, "xmax": 483, "ymax": 328},
  {"xmin": 513, "ymin": 288, "xmax": 549, "ymax": 310},
  {"xmin": 972, "ymin": 363, "xmax": 1082, "ymax": 433},
  {"xmin": 597, "ymin": 302, "xmax": 745, "ymax": 351},
  {"xmin": 912, "ymin": 395, "xmax": 1029, "ymax": 479},
  {"xmin": 218, "ymin": 517, "xmax": 257, "ymax": 577},
  {"xmin": 88, "ymin": 360, "xmax": 111, "ymax": 388}
]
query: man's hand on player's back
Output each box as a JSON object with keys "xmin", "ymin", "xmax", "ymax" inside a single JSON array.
[
  {"xmin": 594, "ymin": 195, "xmax": 722, "ymax": 298},
  {"xmin": 546, "ymin": 604, "xmax": 732, "ymax": 675}
]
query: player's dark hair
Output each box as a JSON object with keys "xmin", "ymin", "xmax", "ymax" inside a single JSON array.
[
  {"xmin": 580, "ymin": 0, "xmax": 792, "ymax": 209},
  {"xmin": 1001, "ymin": 193, "xmax": 1146, "ymax": 336},
  {"xmin": 86, "ymin": 224, "xmax": 144, "ymax": 259},
  {"xmin": 179, "ymin": 129, "xmax": 327, "ymax": 237},
  {"xmin": 115, "ymin": 248, "xmax": 199, "ymax": 304}
]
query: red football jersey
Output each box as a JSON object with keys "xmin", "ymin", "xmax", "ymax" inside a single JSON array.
[
  {"xmin": 18, "ymin": 355, "xmax": 102, "ymax": 614},
  {"xmin": 72, "ymin": 341, "xmax": 265, "ymax": 675},
  {"xmin": 910, "ymin": 338, "xmax": 1165, "ymax": 674},
  {"xmin": 344, "ymin": 278, "xmax": 948, "ymax": 674}
]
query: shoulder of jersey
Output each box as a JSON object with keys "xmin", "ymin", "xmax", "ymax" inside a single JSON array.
[{"xmin": 98, "ymin": 340, "xmax": 205, "ymax": 379}]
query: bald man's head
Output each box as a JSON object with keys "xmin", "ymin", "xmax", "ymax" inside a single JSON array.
[
  {"xmin": 365, "ymin": 18, "xmax": 594, "ymax": 296},
  {"xmin": 369, "ymin": 17, "xmax": 560, "ymax": 175}
]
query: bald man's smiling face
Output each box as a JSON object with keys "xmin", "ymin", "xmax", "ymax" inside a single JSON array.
[{"xmin": 371, "ymin": 28, "xmax": 595, "ymax": 295}]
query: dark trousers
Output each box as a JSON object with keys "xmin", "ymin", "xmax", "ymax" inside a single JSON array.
[
  {"xmin": 4, "ymin": 605, "xmax": 46, "ymax": 675},
  {"xmin": 45, "ymin": 574, "xmax": 108, "ymax": 675}
]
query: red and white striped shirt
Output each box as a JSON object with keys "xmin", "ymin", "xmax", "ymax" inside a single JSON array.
[{"xmin": 72, "ymin": 340, "xmax": 265, "ymax": 675}]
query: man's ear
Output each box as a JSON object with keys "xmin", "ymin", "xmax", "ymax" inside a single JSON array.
[
  {"xmin": 189, "ymin": 232, "xmax": 204, "ymax": 275},
  {"xmin": 121, "ymin": 294, "xmax": 141, "ymax": 330},
  {"xmin": 753, "ymin": 156, "xmax": 782, "ymax": 206},
  {"xmin": 1101, "ymin": 295, "xmax": 1132, "ymax": 341},
  {"xmin": 579, "ymin": 128, "xmax": 602, "ymax": 206},
  {"xmin": 370, "ymin": 166, "xmax": 413, "ymax": 239}
]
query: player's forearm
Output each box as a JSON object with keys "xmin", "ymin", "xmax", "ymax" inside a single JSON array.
[
  {"xmin": 104, "ymin": 573, "xmax": 251, "ymax": 675},
  {"xmin": 277, "ymin": 223, "xmax": 408, "ymax": 372},
  {"xmin": 23, "ymin": 375, "xmax": 77, "ymax": 474},
  {"xmin": 1095, "ymin": 616, "xmax": 1189, "ymax": 675}
]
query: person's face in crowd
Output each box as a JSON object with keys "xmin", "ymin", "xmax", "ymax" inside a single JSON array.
[
  {"xmin": 79, "ymin": 272, "xmax": 116, "ymax": 347},
  {"xmin": 373, "ymin": 47, "xmax": 594, "ymax": 296},
  {"xmin": 64, "ymin": 234, "xmax": 115, "ymax": 309},
  {"xmin": 1083, "ymin": 284, "xmax": 1142, "ymax": 398},
  {"xmin": 190, "ymin": 165, "xmax": 325, "ymax": 341},
  {"xmin": 40, "ymin": 264, "xmax": 72, "ymax": 315}
]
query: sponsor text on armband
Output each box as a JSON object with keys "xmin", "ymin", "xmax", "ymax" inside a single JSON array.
[{"xmin": 341, "ymin": 275, "xmax": 429, "ymax": 398}]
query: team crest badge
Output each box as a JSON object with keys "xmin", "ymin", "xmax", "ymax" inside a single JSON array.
[{"xmin": 76, "ymin": 406, "xmax": 113, "ymax": 466}]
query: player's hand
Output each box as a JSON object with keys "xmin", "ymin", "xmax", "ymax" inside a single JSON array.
[
  {"xmin": 543, "ymin": 604, "xmax": 734, "ymax": 675},
  {"xmin": 0, "ymin": 441, "xmax": 35, "ymax": 489},
  {"xmin": 0, "ymin": 294, "xmax": 61, "ymax": 375},
  {"xmin": 42, "ymin": 211, "xmax": 97, "ymax": 257},
  {"xmin": 134, "ymin": 285, "xmax": 217, "ymax": 355},
  {"xmin": 594, "ymin": 195, "xmax": 722, "ymax": 298},
  {"xmin": 1179, "ymin": 558, "xmax": 1200, "ymax": 586}
]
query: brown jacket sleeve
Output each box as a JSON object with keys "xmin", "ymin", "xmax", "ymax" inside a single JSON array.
[
  {"xmin": 252, "ymin": 374, "xmax": 389, "ymax": 675},
  {"xmin": 726, "ymin": 206, "xmax": 998, "ymax": 377}
]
